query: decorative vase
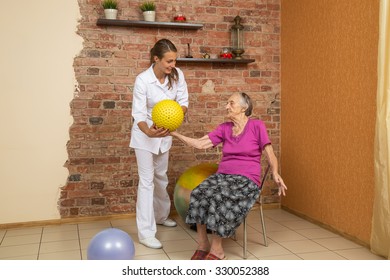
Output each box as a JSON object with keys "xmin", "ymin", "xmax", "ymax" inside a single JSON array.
[
  {"xmin": 143, "ymin": 11, "xmax": 156, "ymax": 22},
  {"xmin": 104, "ymin": 9, "xmax": 118, "ymax": 20}
]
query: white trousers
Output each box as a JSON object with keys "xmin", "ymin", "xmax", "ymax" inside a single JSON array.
[{"xmin": 134, "ymin": 148, "xmax": 171, "ymax": 240}]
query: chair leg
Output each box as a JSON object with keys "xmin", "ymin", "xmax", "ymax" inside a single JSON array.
[
  {"xmin": 243, "ymin": 203, "xmax": 268, "ymax": 259},
  {"xmin": 259, "ymin": 203, "xmax": 268, "ymax": 247},
  {"xmin": 243, "ymin": 218, "xmax": 247, "ymax": 259}
]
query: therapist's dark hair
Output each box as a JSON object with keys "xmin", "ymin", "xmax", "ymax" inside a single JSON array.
[{"xmin": 150, "ymin": 39, "xmax": 179, "ymax": 90}]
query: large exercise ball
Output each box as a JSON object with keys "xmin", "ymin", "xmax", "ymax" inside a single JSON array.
[
  {"xmin": 174, "ymin": 163, "xmax": 218, "ymax": 222},
  {"xmin": 87, "ymin": 228, "xmax": 135, "ymax": 260},
  {"xmin": 152, "ymin": 99, "xmax": 184, "ymax": 131}
]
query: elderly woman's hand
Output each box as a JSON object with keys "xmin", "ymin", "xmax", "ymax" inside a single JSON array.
[
  {"xmin": 170, "ymin": 131, "xmax": 179, "ymax": 137},
  {"xmin": 273, "ymin": 173, "xmax": 287, "ymax": 196}
]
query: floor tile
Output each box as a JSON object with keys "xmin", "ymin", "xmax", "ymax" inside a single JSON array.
[
  {"xmin": 247, "ymin": 242, "xmax": 293, "ymax": 258},
  {"xmin": 0, "ymin": 230, "xmax": 6, "ymax": 241},
  {"xmin": 313, "ymin": 237, "xmax": 363, "ymax": 250},
  {"xmin": 81, "ymin": 249, "xmax": 87, "ymax": 260},
  {"xmin": 156, "ymin": 228, "xmax": 192, "ymax": 241},
  {"xmin": 156, "ymin": 224, "xmax": 182, "ymax": 232},
  {"xmin": 245, "ymin": 210, "xmax": 266, "ymax": 224},
  {"xmin": 38, "ymin": 250, "xmax": 82, "ymax": 260},
  {"xmin": 110, "ymin": 218, "xmax": 137, "ymax": 227},
  {"xmin": 4, "ymin": 227, "xmax": 42, "ymax": 237},
  {"xmin": 265, "ymin": 209, "xmax": 304, "ymax": 222},
  {"xmin": 135, "ymin": 253, "xmax": 170, "ymax": 260},
  {"xmin": 41, "ymin": 230, "xmax": 79, "ymax": 243},
  {"xmin": 282, "ymin": 220, "xmax": 322, "ymax": 230},
  {"xmin": 250, "ymin": 220, "xmax": 290, "ymax": 232},
  {"xmin": 224, "ymin": 245, "xmax": 258, "ymax": 260},
  {"xmin": 162, "ymin": 239, "xmax": 198, "ymax": 253},
  {"xmin": 334, "ymin": 247, "xmax": 385, "ymax": 260},
  {"xmin": 78, "ymin": 227, "xmax": 112, "ymax": 239},
  {"xmin": 297, "ymin": 251, "xmax": 347, "ymax": 260},
  {"xmin": 166, "ymin": 250, "xmax": 194, "ymax": 260},
  {"xmin": 77, "ymin": 221, "xmax": 112, "ymax": 230},
  {"xmin": 261, "ymin": 254, "xmax": 302, "ymax": 260},
  {"xmin": 1, "ymin": 234, "xmax": 41, "ymax": 246},
  {"xmin": 267, "ymin": 230, "xmax": 307, "ymax": 242},
  {"xmin": 295, "ymin": 228, "xmax": 339, "ymax": 239},
  {"xmin": 0, "ymin": 244, "xmax": 39, "ymax": 259},
  {"xmin": 223, "ymin": 236, "xmax": 241, "ymax": 248},
  {"xmin": 39, "ymin": 239, "xmax": 81, "ymax": 254},
  {"xmin": 134, "ymin": 242, "xmax": 165, "ymax": 256},
  {"xmin": 0, "ymin": 209, "xmax": 383, "ymax": 261},
  {"xmin": 111, "ymin": 225, "xmax": 138, "ymax": 234},
  {"xmin": 43, "ymin": 224, "xmax": 77, "ymax": 233},
  {"xmin": 183, "ymin": 227, "xmax": 198, "ymax": 239},
  {"xmin": 0, "ymin": 254, "xmax": 38, "ymax": 260},
  {"xmin": 80, "ymin": 238, "xmax": 92, "ymax": 251},
  {"xmin": 236, "ymin": 222, "xmax": 263, "ymax": 234},
  {"xmin": 278, "ymin": 240, "xmax": 329, "ymax": 254},
  {"xmin": 234, "ymin": 232, "xmax": 269, "ymax": 247}
]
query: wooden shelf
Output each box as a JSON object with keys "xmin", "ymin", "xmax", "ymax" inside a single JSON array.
[
  {"xmin": 97, "ymin": 19, "xmax": 203, "ymax": 30},
  {"xmin": 96, "ymin": 19, "xmax": 255, "ymax": 65},
  {"xmin": 176, "ymin": 58, "xmax": 255, "ymax": 64}
]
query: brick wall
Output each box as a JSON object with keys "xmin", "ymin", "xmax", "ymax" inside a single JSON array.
[{"xmin": 59, "ymin": 0, "xmax": 281, "ymax": 218}]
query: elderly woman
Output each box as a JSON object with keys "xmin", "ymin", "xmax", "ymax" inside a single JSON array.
[{"xmin": 170, "ymin": 92, "xmax": 287, "ymax": 260}]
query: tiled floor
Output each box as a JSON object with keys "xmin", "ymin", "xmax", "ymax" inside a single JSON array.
[{"xmin": 0, "ymin": 209, "xmax": 384, "ymax": 260}]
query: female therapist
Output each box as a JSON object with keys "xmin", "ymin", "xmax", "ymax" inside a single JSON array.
[{"xmin": 130, "ymin": 39, "xmax": 189, "ymax": 249}]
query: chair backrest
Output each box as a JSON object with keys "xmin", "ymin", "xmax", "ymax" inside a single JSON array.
[{"xmin": 259, "ymin": 164, "xmax": 271, "ymax": 189}]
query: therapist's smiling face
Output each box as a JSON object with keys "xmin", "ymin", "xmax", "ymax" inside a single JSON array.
[{"xmin": 154, "ymin": 51, "xmax": 177, "ymax": 75}]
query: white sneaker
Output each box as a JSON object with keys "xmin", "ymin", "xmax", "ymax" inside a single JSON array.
[
  {"xmin": 139, "ymin": 237, "xmax": 162, "ymax": 249},
  {"xmin": 157, "ymin": 218, "xmax": 177, "ymax": 227}
]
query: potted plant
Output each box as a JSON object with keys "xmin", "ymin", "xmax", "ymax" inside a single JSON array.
[
  {"xmin": 140, "ymin": 1, "xmax": 156, "ymax": 22},
  {"xmin": 102, "ymin": 0, "xmax": 118, "ymax": 20}
]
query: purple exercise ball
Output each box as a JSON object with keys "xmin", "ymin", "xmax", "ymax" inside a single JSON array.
[{"xmin": 87, "ymin": 228, "xmax": 135, "ymax": 260}]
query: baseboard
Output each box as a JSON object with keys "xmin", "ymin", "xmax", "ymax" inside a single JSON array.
[{"xmin": 0, "ymin": 213, "xmax": 136, "ymax": 230}]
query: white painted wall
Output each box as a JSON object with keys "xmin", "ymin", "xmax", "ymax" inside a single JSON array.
[{"xmin": 0, "ymin": 1, "xmax": 83, "ymax": 224}]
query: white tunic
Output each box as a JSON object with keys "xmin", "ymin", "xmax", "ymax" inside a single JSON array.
[{"xmin": 129, "ymin": 65, "xmax": 189, "ymax": 154}]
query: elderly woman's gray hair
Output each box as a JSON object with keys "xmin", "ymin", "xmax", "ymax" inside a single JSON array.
[{"xmin": 238, "ymin": 92, "xmax": 253, "ymax": 116}]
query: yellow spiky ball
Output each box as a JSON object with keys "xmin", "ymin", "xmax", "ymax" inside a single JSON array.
[{"xmin": 152, "ymin": 100, "xmax": 184, "ymax": 131}]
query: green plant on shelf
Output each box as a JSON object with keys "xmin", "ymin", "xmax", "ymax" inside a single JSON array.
[
  {"xmin": 102, "ymin": 0, "xmax": 118, "ymax": 9},
  {"xmin": 139, "ymin": 1, "xmax": 156, "ymax": 12}
]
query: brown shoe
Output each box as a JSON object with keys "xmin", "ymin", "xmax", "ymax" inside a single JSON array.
[
  {"xmin": 190, "ymin": 250, "xmax": 209, "ymax": 260},
  {"xmin": 205, "ymin": 253, "xmax": 227, "ymax": 260}
]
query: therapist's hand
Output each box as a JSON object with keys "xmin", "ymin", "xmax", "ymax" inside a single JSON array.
[{"xmin": 147, "ymin": 124, "xmax": 170, "ymax": 138}]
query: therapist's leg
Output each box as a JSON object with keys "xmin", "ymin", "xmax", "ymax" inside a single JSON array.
[
  {"xmin": 134, "ymin": 149, "xmax": 158, "ymax": 241},
  {"xmin": 153, "ymin": 150, "xmax": 173, "ymax": 225}
]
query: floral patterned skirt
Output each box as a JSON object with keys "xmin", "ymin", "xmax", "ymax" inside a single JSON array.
[{"xmin": 185, "ymin": 173, "xmax": 260, "ymax": 238}]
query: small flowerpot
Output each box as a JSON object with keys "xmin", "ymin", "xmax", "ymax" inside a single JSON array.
[
  {"xmin": 104, "ymin": 9, "xmax": 118, "ymax": 20},
  {"xmin": 143, "ymin": 11, "xmax": 156, "ymax": 22}
]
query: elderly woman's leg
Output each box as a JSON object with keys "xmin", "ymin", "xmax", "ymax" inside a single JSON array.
[
  {"xmin": 196, "ymin": 224, "xmax": 210, "ymax": 250},
  {"xmin": 208, "ymin": 234, "xmax": 225, "ymax": 259},
  {"xmin": 190, "ymin": 224, "xmax": 210, "ymax": 260}
]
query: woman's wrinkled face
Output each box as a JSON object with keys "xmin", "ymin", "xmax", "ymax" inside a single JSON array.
[
  {"xmin": 154, "ymin": 51, "xmax": 177, "ymax": 75},
  {"xmin": 226, "ymin": 94, "xmax": 246, "ymax": 119}
]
